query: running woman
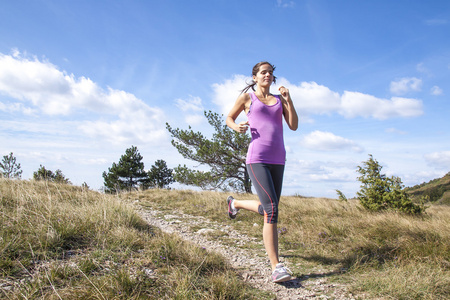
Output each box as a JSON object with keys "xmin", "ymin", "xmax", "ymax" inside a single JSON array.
[{"xmin": 226, "ymin": 61, "xmax": 298, "ymax": 283}]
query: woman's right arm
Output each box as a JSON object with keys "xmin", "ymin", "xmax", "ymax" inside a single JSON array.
[{"xmin": 226, "ymin": 93, "xmax": 250, "ymax": 133}]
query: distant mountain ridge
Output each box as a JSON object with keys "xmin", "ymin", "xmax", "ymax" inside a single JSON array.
[{"xmin": 405, "ymin": 172, "xmax": 450, "ymax": 205}]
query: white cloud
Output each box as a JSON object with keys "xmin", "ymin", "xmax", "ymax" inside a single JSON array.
[
  {"xmin": 78, "ymin": 105, "xmax": 167, "ymax": 145},
  {"xmin": 175, "ymin": 95, "xmax": 204, "ymax": 112},
  {"xmin": 403, "ymin": 170, "xmax": 448, "ymax": 188},
  {"xmin": 286, "ymin": 159, "xmax": 356, "ymax": 183},
  {"xmin": 390, "ymin": 77, "xmax": 422, "ymax": 95},
  {"xmin": 424, "ymin": 151, "xmax": 450, "ymax": 170},
  {"xmin": 78, "ymin": 157, "xmax": 109, "ymax": 165},
  {"xmin": 431, "ymin": 85, "xmax": 443, "ymax": 96},
  {"xmin": 0, "ymin": 101, "xmax": 36, "ymax": 115},
  {"xmin": 416, "ymin": 62, "xmax": 433, "ymax": 76},
  {"xmin": 301, "ymin": 130, "xmax": 363, "ymax": 152},
  {"xmin": 341, "ymin": 92, "xmax": 423, "ymax": 119},
  {"xmin": 211, "ymin": 74, "xmax": 247, "ymax": 116},
  {"xmin": 0, "ymin": 53, "xmax": 74, "ymax": 114},
  {"xmin": 0, "ymin": 51, "xmax": 167, "ymax": 145},
  {"xmin": 416, "ymin": 63, "xmax": 427, "ymax": 73},
  {"xmin": 277, "ymin": 0, "xmax": 295, "ymax": 8},
  {"xmin": 184, "ymin": 114, "xmax": 205, "ymax": 125},
  {"xmin": 275, "ymin": 80, "xmax": 341, "ymax": 115},
  {"xmin": 212, "ymin": 76, "xmax": 423, "ymax": 121},
  {"xmin": 174, "ymin": 95, "xmax": 205, "ymax": 125},
  {"xmin": 385, "ymin": 127, "xmax": 407, "ymax": 135},
  {"xmin": 11, "ymin": 48, "xmax": 21, "ymax": 58}
]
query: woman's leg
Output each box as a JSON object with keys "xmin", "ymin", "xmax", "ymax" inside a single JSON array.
[
  {"xmin": 232, "ymin": 198, "xmax": 279, "ymax": 270},
  {"xmin": 233, "ymin": 199, "xmax": 260, "ymax": 213},
  {"xmin": 246, "ymin": 163, "xmax": 285, "ymax": 271},
  {"xmin": 263, "ymin": 223, "xmax": 279, "ymax": 271}
]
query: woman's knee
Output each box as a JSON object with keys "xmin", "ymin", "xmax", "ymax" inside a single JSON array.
[
  {"xmin": 264, "ymin": 208, "xmax": 278, "ymax": 224},
  {"xmin": 258, "ymin": 204, "xmax": 264, "ymax": 216}
]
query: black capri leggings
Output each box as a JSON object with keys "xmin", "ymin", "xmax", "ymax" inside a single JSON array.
[{"xmin": 247, "ymin": 163, "xmax": 285, "ymax": 224}]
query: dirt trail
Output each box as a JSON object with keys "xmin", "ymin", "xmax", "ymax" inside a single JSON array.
[{"xmin": 136, "ymin": 204, "xmax": 360, "ymax": 299}]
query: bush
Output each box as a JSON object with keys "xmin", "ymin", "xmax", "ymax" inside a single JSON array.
[
  {"xmin": 33, "ymin": 165, "xmax": 71, "ymax": 184},
  {"xmin": 356, "ymin": 155, "xmax": 426, "ymax": 214}
]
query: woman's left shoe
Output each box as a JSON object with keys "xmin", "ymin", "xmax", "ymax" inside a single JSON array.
[{"xmin": 227, "ymin": 196, "xmax": 239, "ymax": 219}]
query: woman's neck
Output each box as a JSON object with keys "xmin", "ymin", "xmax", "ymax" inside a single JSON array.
[{"xmin": 255, "ymin": 86, "xmax": 271, "ymax": 98}]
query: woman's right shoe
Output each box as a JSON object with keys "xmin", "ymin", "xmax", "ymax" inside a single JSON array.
[{"xmin": 271, "ymin": 263, "xmax": 292, "ymax": 283}]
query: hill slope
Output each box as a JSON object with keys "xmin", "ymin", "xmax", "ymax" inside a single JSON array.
[
  {"xmin": 2, "ymin": 180, "xmax": 449, "ymax": 299},
  {"xmin": 405, "ymin": 172, "xmax": 450, "ymax": 205}
]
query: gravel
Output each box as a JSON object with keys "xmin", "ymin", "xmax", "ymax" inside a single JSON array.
[{"xmin": 136, "ymin": 204, "xmax": 362, "ymax": 300}]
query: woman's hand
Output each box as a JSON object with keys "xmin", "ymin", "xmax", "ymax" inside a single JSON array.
[
  {"xmin": 237, "ymin": 121, "xmax": 249, "ymax": 133},
  {"xmin": 278, "ymin": 86, "xmax": 290, "ymax": 99}
]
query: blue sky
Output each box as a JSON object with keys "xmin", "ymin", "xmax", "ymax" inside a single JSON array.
[{"xmin": 1, "ymin": 0, "xmax": 449, "ymax": 197}]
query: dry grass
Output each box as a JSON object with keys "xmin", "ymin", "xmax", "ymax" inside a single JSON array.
[
  {"xmin": 2, "ymin": 180, "xmax": 449, "ymax": 299},
  {"xmin": 0, "ymin": 179, "xmax": 270, "ymax": 299},
  {"xmin": 278, "ymin": 197, "xmax": 449, "ymax": 299},
  {"xmin": 128, "ymin": 189, "xmax": 450, "ymax": 299}
]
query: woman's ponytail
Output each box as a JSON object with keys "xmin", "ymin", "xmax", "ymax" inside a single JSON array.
[{"xmin": 241, "ymin": 79, "xmax": 257, "ymax": 94}]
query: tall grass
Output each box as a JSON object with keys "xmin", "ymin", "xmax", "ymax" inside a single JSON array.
[
  {"xmin": 129, "ymin": 189, "xmax": 450, "ymax": 299},
  {"xmin": 0, "ymin": 179, "xmax": 270, "ymax": 299},
  {"xmin": 2, "ymin": 179, "xmax": 448, "ymax": 299},
  {"xmin": 278, "ymin": 197, "xmax": 449, "ymax": 299}
]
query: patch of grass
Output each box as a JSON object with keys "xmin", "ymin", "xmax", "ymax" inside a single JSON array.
[
  {"xmin": 128, "ymin": 188, "xmax": 450, "ymax": 299},
  {"xmin": 6, "ymin": 181, "xmax": 446, "ymax": 298},
  {"xmin": 0, "ymin": 180, "xmax": 271, "ymax": 299},
  {"xmin": 354, "ymin": 260, "xmax": 449, "ymax": 299}
]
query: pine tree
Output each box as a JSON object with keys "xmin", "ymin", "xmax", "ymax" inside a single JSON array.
[
  {"xmin": 0, "ymin": 152, "xmax": 23, "ymax": 179},
  {"xmin": 166, "ymin": 110, "xmax": 252, "ymax": 193},
  {"xmin": 102, "ymin": 146, "xmax": 148, "ymax": 193},
  {"xmin": 147, "ymin": 159, "xmax": 174, "ymax": 189}
]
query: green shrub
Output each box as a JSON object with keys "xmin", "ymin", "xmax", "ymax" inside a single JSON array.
[{"xmin": 356, "ymin": 155, "xmax": 426, "ymax": 214}]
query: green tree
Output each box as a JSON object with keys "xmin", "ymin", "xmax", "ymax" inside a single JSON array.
[
  {"xmin": 103, "ymin": 163, "xmax": 121, "ymax": 193},
  {"xmin": 146, "ymin": 159, "xmax": 174, "ymax": 189},
  {"xmin": 356, "ymin": 154, "xmax": 425, "ymax": 214},
  {"xmin": 166, "ymin": 110, "xmax": 252, "ymax": 193},
  {"xmin": 102, "ymin": 146, "xmax": 148, "ymax": 193},
  {"xmin": 0, "ymin": 152, "xmax": 23, "ymax": 179},
  {"xmin": 33, "ymin": 165, "xmax": 71, "ymax": 184},
  {"xmin": 33, "ymin": 165, "xmax": 53, "ymax": 181}
]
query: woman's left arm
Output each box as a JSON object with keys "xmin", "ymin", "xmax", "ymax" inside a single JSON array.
[{"xmin": 279, "ymin": 86, "xmax": 298, "ymax": 131}]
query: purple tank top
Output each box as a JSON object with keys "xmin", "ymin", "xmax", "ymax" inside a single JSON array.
[{"xmin": 246, "ymin": 92, "xmax": 286, "ymax": 165}]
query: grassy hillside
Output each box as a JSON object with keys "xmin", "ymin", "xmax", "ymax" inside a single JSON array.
[
  {"xmin": 405, "ymin": 172, "xmax": 450, "ymax": 205},
  {"xmin": 128, "ymin": 189, "xmax": 450, "ymax": 299},
  {"xmin": 1, "ymin": 179, "xmax": 449, "ymax": 299},
  {"xmin": 0, "ymin": 179, "xmax": 269, "ymax": 299}
]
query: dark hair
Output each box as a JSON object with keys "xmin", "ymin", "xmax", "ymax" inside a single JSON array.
[{"xmin": 241, "ymin": 61, "xmax": 277, "ymax": 94}]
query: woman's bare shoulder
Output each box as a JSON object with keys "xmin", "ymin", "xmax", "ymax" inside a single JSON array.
[
  {"xmin": 238, "ymin": 92, "xmax": 251, "ymax": 101},
  {"xmin": 233, "ymin": 92, "xmax": 250, "ymax": 107}
]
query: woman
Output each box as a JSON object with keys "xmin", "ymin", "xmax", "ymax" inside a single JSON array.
[{"xmin": 226, "ymin": 61, "xmax": 298, "ymax": 283}]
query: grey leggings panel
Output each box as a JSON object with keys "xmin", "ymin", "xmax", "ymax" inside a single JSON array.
[{"xmin": 247, "ymin": 163, "xmax": 285, "ymax": 224}]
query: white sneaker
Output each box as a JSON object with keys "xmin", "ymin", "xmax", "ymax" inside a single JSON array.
[{"xmin": 271, "ymin": 263, "xmax": 292, "ymax": 283}]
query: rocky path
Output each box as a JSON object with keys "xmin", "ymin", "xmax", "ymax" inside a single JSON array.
[{"xmin": 136, "ymin": 204, "xmax": 360, "ymax": 299}]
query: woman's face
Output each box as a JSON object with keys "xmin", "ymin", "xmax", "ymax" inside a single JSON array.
[{"xmin": 253, "ymin": 64, "xmax": 274, "ymax": 87}]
